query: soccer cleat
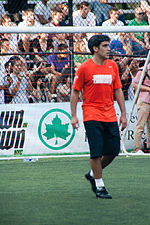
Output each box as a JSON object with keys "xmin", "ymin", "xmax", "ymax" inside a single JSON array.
[
  {"xmin": 96, "ymin": 186, "xmax": 112, "ymax": 199},
  {"xmin": 85, "ymin": 170, "xmax": 96, "ymax": 193}
]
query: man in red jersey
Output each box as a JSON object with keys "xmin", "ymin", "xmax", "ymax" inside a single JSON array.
[{"xmin": 70, "ymin": 34, "xmax": 127, "ymax": 199}]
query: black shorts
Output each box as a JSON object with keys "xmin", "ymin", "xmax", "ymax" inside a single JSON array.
[{"xmin": 84, "ymin": 120, "xmax": 120, "ymax": 158}]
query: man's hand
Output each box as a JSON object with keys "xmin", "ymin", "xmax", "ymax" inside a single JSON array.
[
  {"xmin": 71, "ymin": 115, "xmax": 79, "ymax": 129},
  {"xmin": 119, "ymin": 113, "xmax": 127, "ymax": 131}
]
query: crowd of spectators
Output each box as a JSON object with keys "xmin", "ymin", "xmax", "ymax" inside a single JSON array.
[{"xmin": 0, "ymin": 0, "xmax": 150, "ymax": 104}]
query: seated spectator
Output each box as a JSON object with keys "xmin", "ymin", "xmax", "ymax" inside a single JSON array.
[
  {"xmin": 49, "ymin": 6, "xmax": 63, "ymax": 26},
  {"xmin": 141, "ymin": 0, "xmax": 150, "ymax": 24},
  {"xmin": 112, "ymin": 52, "xmax": 136, "ymax": 100},
  {"xmin": 110, "ymin": 32, "xmax": 133, "ymax": 55},
  {"xmin": 120, "ymin": 58, "xmax": 140, "ymax": 100},
  {"xmin": 0, "ymin": 14, "xmax": 18, "ymax": 53},
  {"xmin": 32, "ymin": 33, "xmax": 53, "ymax": 63},
  {"xmin": 30, "ymin": 61, "xmax": 58, "ymax": 96},
  {"xmin": 31, "ymin": 77, "xmax": 52, "ymax": 103},
  {"xmin": 128, "ymin": 7, "xmax": 150, "ymax": 56},
  {"xmin": 8, "ymin": 56, "xmax": 33, "ymax": 103},
  {"xmin": 90, "ymin": 0, "xmax": 126, "ymax": 26},
  {"xmin": 102, "ymin": 7, "xmax": 124, "ymax": 40},
  {"xmin": 128, "ymin": 59, "xmax": 140, "ymax": 100},
  {"xmin": 0, "ymin": 38, "xmax": 11, "ymax": 74},
  {"xmin": 30, "ymin": 61, "xmax": 52, "ymax": 88},
  {"xmin": 74, "ymin": 39, "xmax": 92, "ymax": 70},
  {"xmin": 18, "ymin": 8, "xmax": 40, "ymax": 58},
  {"xmin": 7, "ymin": 0, "xmax": 28, "ymax": 24},
  {"xmin": 56, "ymin": 66, "xmax": 75, "ymax": 102},
  {"xmin": 34, "ymin": 0, "xmax": 52, "ymax": 25},
  {"xmin": 73, "ymin": 1, "xmax": 96, "ymax": 26},
  {"xmin": 57, "ymin": 74, "xmax": 70, "ymax": 102},
  {"xmin": 53, "ymin": 33, "xmax": 69, "ymax": 52},
  {"xmin": 90, "ymin": 0, "xmax": 110, "ymax": 25},
  {"xmin": 47, "ymin": 43, "xmax": 69, "ymax": 94},
  {"xmin": 0, "ymin": 38, "xmax": 13, "ymax": 104},
  {"xmin": 47, "ymin": 43, "xmax": 69, "ymax": 73},
  {"xmin": 59, "ymin": 2, "xmax": 69, "ymax": 26},
  {"xmin": 0, "ymin": 2, "xmax": 6, "ymax": 21}
]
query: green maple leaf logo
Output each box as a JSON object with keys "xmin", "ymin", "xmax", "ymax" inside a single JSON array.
[{"xmin": 43, "ymin": 114, "xmax": 71, "ymax": 145}]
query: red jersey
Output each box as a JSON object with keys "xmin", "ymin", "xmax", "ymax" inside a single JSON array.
[{"xmin": 73, "ymin": 58, "xmax": 122, "ymax": 122}]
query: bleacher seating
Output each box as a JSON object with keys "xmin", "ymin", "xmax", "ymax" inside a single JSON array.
[{"xmin": 1, "ymin": 0, "xmax": 140, "ymax": 24}]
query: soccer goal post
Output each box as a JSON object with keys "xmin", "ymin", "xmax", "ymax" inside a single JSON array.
[{"xmin": 0, "ymin": 25, "xmax": 150, "ymax": 159}]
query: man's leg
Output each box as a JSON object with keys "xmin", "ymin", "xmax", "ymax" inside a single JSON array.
[
  {"xmin": 88, "ymin": 157, "xmax": 112, "ymax": 199},
  {"xmin": 90, "ymin": 157, "xmax": 102, "ymax": 179},
  {"xmin": 101, "ymin": 155, "xmax": 116, "ymax": 169},
  {"xmin": 134, "ymin": 99, "xmax": 149, "ymax": 150},
  {"xmin": 84, "ymin": 121, "xmax": 112, "ymax": 198}
]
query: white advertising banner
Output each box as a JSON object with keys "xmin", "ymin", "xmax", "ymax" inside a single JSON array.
[{"xmin": 0, "ymin": 101, "xmax": 141, "ymax": 157}]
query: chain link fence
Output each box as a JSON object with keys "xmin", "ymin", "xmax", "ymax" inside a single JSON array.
[{"xmin": 0, "ymin": 0, "xmax": 149, "ymax": 104}]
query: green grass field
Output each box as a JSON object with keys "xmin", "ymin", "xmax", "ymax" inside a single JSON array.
[{"xmin": 0, "ymin": 156, "xmax": 150, "ymax": 225}]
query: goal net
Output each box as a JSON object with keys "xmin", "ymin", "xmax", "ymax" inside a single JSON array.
[{"xmin": 0, "ymin": 24, "xmax": 150, "ymax": 159}]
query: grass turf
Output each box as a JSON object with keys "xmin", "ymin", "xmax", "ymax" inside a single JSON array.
[{"xmin": 0, "ymin": 156, "xmax": 150, "ymax": 225}]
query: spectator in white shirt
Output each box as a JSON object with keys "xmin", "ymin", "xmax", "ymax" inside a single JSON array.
[
  {"xmin": 102, "ymin": 7, "xmax": 124, "ymax": 40},
  {"xmin": 9, "ymin": 56, "xmax": 33, "ymax": 104},
  {"xmin": 34, "ymin": 0, "xmax": 52, "ymax": 25},
  {"xmin": 18, "ymin": 8, "xmax": 40, "ymax": 58},
  {"xmin": 0, "ymin": 14, "xmax": 18, "ymax": 53},
  {"xmin": 73, "ymin": 1, "xmax": 96, "ymax": 26}
]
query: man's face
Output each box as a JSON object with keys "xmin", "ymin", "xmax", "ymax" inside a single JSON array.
[
  {"xmin": 25, "ymin": 11, "xmax": 35, "ymax": 25},
  {"xmin": 2, "ymin": 17, "xmax": 11, "ymax": 26},
  {"xmin": 135, "ymin": 8, "xmax": 145, "ymax": 19},
  {"xmin": 99, "ymin": 0, "xmax": 107, "ymax": 3},
  {"xmin": 42, "ymin": 0, "xmax": 48, "ymax": 4},
  {"xmin": 80, "ymin": 5, "xmax": 90, "ymax": 19},
  {"xmin": 58, "ymin": 48, "xmax": 68, "ymax": 58},
  {"xmin": 1, "ymin": 40, "xmax": 9, "ymax": 53},
  {"xmin": 39, "ymin": 33, "xmax": 48, "ymax": 40},
  {"xmin": 110, "ymin": 10, "xmax": 118, "ymax": 21},
  {"xmin": 113, "ymin": 56, "xmax": 122, "ymax": 65},
  {"xmin": 55, "ymin": 12, "xmax": 63, "ymax": 23},
  {"xmin": 13, "ymin": 60, "xmax": 23, "ymax": 74},
  {"xmin": 95, "ymin": 41, "xmax": 110, "ymax": 59}
]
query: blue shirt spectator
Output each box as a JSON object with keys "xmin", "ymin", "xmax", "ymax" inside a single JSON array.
[
  {"xmin": 47, "ymin": 44, "xmax": 69, "ymax": 73},
  {"xmin": 110, "ymin": 33, "xmax": 133, "ymax": 55}
]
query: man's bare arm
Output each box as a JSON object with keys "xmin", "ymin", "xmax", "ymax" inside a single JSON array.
[{"xmin": 70, "ymin": 88, "xmax": 80, "ymax": 129}]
